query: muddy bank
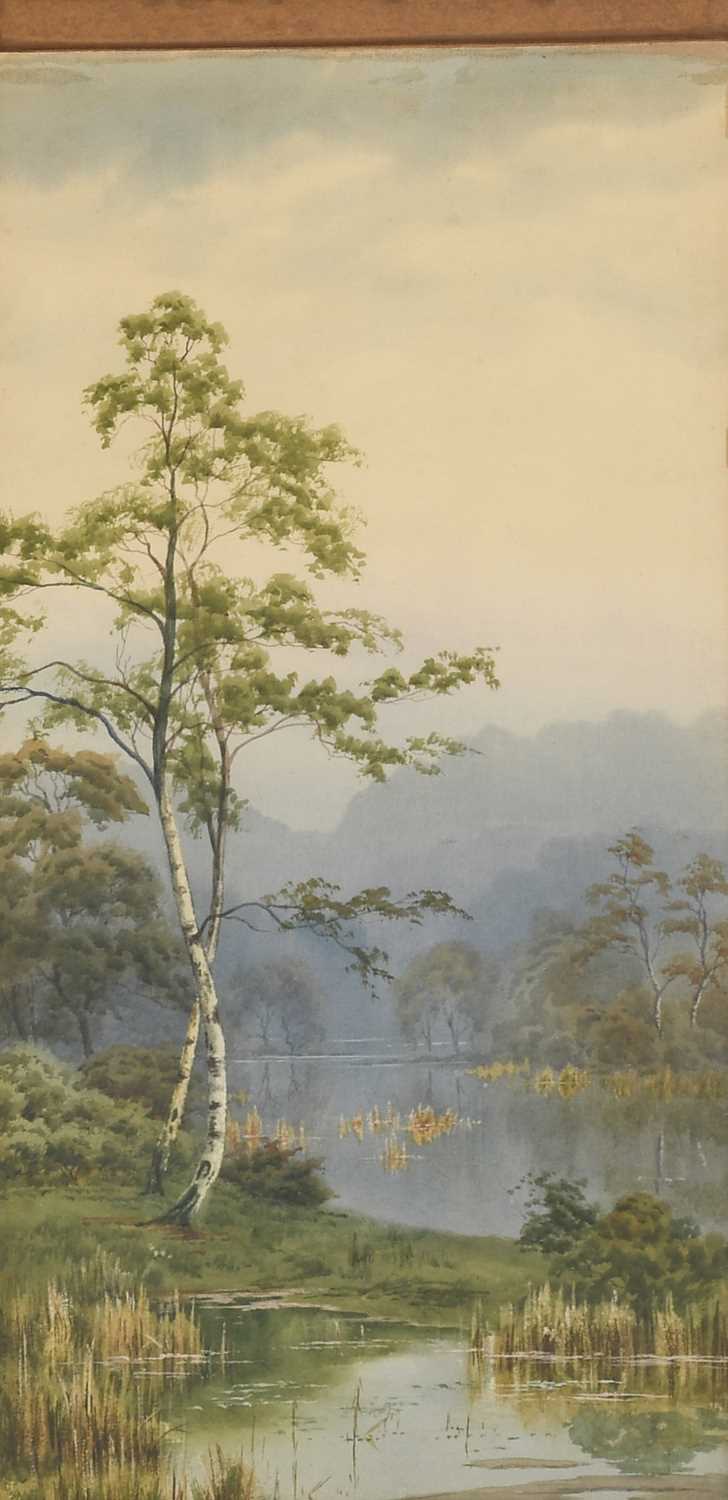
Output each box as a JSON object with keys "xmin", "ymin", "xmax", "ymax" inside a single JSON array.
[{"xmin": 407, "ymin": 1473, "xmax": 727, "ymax": 1500}]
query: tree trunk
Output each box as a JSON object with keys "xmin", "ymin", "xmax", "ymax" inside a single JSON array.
[
  {"xmin": 77, "ymin": 1011, "xmax": 94, "ymax": 1059},
  {"xmin": 146, "ymin": 999, "xmax": 200, "ymax": 1194},
  {"xmin": 652, "ymin": 986, "xmax": 663, "ymax": 1037},
  {"xmin": 153, "ymin": 786, "xmax": 227, "ymax": 1226},
  {"xmin": 445, "ymin": 1009, "xmax": 461, "ymax": 1055},
  {"xmin": 146, "ymin": 789, "xmax": 228, "ymax": 1194},
  {"xmin": 8, "ymin": 988, "xmax": 30, "ymax": 1043},
  {"xmin": 690, "ymin": 980, "xmax": 707, "ymax": 1029}
]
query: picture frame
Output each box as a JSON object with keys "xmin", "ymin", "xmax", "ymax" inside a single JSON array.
[
  {"xmin": 2, "ymin": 7, "xmax": 728, "ymax": 1500},
  {"xmin": 2, "ymin": 0, "xmax": 728, "ymax": 51}
]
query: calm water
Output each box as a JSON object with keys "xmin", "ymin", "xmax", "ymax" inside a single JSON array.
[
  {"xmin": 176, "ymin": 1056, "xmax": 728, "ymax": 1498},
  {"xmin": 167, "ymin": 1305, "xmax": 728, "ymax": 1499},
  {"xmin": 228, "ymin": 1055, "xmax": 728, "ymax": 1235}
]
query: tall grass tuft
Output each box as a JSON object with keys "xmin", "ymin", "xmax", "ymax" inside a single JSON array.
[
  {"xmin": 0, "ymin": 1250, "xmax": 203, "ymax": 1495},
  {"xmin": 493, "ymin": 1282, "xmax": 728, "ymax": 1363},
  {"xmin": 188, "ymin": 1447, "xmax": 256, "ymax": 1500}
]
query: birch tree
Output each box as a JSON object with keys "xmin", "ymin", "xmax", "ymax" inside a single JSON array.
[
  {"xmin": 581, "ymin": 832, "xmax": 675, "ymax": 1036},
  {"xmin": 0, "ymin": 291, "xmax": 498, "ymax": 1224},
  {"xmin": 661, "ymin": 854, "xmax": 728, "ymax": 1028}
]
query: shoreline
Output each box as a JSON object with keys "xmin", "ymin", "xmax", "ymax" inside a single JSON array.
[{"xmin": 406, "ymin": 1474, "xmax": 728, "ymax": 1499}]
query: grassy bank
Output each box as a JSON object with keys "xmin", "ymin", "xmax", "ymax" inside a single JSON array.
[{"xmin": 0, "ymin": 1180, "xmax": 542, "ymax": 1327}]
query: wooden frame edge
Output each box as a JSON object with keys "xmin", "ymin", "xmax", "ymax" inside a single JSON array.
[{"xmin": 3, "ymin": 1, "xmax": 728, "ymax": 53}]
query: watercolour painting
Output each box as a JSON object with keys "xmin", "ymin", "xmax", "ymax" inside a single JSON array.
[{"xmin": 0, "ymin": 35, "xmax": 727, "ymax": 1500}]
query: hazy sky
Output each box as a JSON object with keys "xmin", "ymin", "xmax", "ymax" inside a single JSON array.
[{"xmin": 1, "ymin": 46, "xmax": 727, "ymax": 828}]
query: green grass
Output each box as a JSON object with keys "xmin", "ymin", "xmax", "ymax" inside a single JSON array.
[{"xmin": 0, "ymin": 1179, "xmax": 543, "ymax": 1326}]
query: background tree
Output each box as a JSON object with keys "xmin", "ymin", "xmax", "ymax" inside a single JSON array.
[
  {"xmin": 661, "ymin": 853, "xmax": 728, "ymax": 1028},
  {"xmin": 394, "ymin": 941, "xmax": 499, "ymax": 1054},
  {"xmin": 516, "ymin": 1171, "xmax": 599, "ymax": 1257},
  {"xmin": 0, "ymin": 291, "xmax": 498, "ymax": 1223},
  {"xmin": 580, "ymin": 832, "xmax": 675, "ymax": 1036},
  {"xmin": 0, "ymin": 739, "xmax": 187, "ymax": 1057},
  {"xmin": 230, "ymin": 956, "xmax": 324, "ymax": 1056}
]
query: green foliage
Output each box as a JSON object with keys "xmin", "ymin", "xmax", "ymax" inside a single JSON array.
[
  {"xmin": 0, "ymin": 290, "xmax": 500, "ymax": 1216},
  {"xmin": 0, "ymin": 741, "xmax": 189, "ymax": 1055},
  {"xmin": 0, "ymin": 288, "xmax": 498, "ymax": 871},
  {"xmin": 0, "ymin": 1049, "xmax": 157, "ymax": 1187},
  {"xmin": 517, "ymin": 1171, "xmax": 599, "ymax": 1257},
  {"xmin": 216, "ymin": 879, "xmax": 472, "ymax": 996},
  {"xmin": 221, "ymin": 1139, "xmax": 334, "ymax": 1208},
  {"xmin": 78, "ymin": 1045, "xmax": 201, "ymax": 1121},
  {"xmin": 557, "ymin": 1191, "xmax": 728, "ymax": 1314}
]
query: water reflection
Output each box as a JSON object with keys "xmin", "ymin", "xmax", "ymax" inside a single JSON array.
[
  {"xmin": 169, "ymin": 1306, "xmax": 728, "ymax": 1499},
  {"xmin": 227, "ymin": 1056, "xmax": 728, "ymax": 1235},
  {"xmin": 568, "ymin": 1406, "xmax": 728, "ymax": 1476}
]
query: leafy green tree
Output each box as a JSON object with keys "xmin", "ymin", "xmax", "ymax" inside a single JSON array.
[
  {"xmin": 395, "ymin": 941, "xmax": 499, "ymax": 1054},
  {"xmin": 0, "ymin": 292, "xmax": 498, "ymax": 1222},
  {"xmin": 0, "ymin": 739, "xmax": 187, "ymax": 1057},
  {"xmin": 517, "ymin": 1171, "xmax": 599, "ymax": 1257}
]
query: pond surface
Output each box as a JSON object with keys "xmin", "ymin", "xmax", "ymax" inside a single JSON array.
[
  {"xmin": 167, "ymin": 1304, "xmax": 728, "ymax": 1500},
  {"xmin": 228, "ymin": 1055, "xmax": 728, "ymax": 1236}
]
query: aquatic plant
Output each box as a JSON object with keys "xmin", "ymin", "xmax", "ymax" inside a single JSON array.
[
  {"xmin": 188, "ymin": 1446, "xmax": 256, "ymax": 1500},
  {"xmin": 381, "ymin": 1135, "xmax": 409, "ymax": 1173},
  {"xmin": 494, "ymin": 1281, "xmax": 728, "ymax": 1362},
  {"xmin": 0, "ymin": 1252, "xmax": 203, "ymax": 1494},
  {"xmin": 468, "ymin": 1058, "xmax": 728, "ymax": 1103}
]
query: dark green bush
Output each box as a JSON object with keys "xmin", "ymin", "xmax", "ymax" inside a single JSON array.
[
  {"xmin": 220, "ymin": 1139, "xmax": 334, "ymax": 1208},
  {"xmin": 78, "ymin": 1044, "xmax": 201, "ymax": 1121}
]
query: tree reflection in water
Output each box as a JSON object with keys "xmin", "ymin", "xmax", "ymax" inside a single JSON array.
[{"xmin": 568, "ymin": 1405, "xmax": 728, "ymax": 1475}]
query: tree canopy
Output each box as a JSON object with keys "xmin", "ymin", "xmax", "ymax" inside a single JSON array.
[{"xmin": 0, "ymin": 291, "xmax": 499, "ymax": 1221}]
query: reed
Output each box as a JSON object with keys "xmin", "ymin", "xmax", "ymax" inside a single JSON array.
[
  {"xmin": 188, "ymin": 1446, "xmax": 256, "ymax": 1500},
  {"xmin": 381, "ymin": 1135, "xmax": 409, "ymax": 1173},
  {"xmin": 469, "ymin": 1059, "xmax": 728, "ymax": 1103},
  {"xmin": 0, "ymin": 1253, "xmax": 202, "ymax": 1495},
  {"xmin": 491, "ymin": 1282, "xmax": 728, "ymax": 1363}
]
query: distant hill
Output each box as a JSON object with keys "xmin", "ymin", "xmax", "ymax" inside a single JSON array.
[{"xmin": 95, "ymin": 708, "xmax": 728, "ymax": 1050}]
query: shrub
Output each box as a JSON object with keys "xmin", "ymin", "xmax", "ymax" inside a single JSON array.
[
  {"xmin": 78, "ymin": 1044, "xmax": 201, "ymax": 1121},
  {"xmin": 0, "ymin": 1048, "xmax": 157, "ymax": 1187},
  {"xmin": 557, "ymin": 1191, "xmax": 728, "ymax": 1314},
  {"xmin": 221, "ymin": 1138, "xmax": 334, "ymax": 1208}
]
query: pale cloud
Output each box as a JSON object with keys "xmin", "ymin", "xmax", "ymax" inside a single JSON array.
[{"xmin": 1, "ymin": 49, "xmax": 726, "ymax": 829}]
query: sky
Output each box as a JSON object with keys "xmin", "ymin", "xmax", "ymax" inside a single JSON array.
[{"xmin": 1, "ymin": 45, "xmax": 727, "ymax": 829}]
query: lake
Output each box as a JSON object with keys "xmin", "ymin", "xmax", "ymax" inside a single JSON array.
[
  {"xmin": 171, "ymin": 1054, "xmax": 728, "ymax": 1498},
  {"xmin": 167, "ymin": 1303, "xmax": 728, "ymax": 1499},
  {"xmin": 227, "ymin": 1054, "xmax": 728, "ymax": 1236}
]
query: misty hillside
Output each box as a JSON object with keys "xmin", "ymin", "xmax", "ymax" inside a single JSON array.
[
  {"xmin": 220, "ymin": 708, "xmax": 726, "ymax": 911},
  {"xmin": 209, "ymin": 709, "xmax": 727, "ymax": 1023},
  {"xmin": 92, "ymin": 709, "xmax": 726, "ymax": 1052}
]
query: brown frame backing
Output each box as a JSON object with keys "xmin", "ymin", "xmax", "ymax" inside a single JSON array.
[{"xmin": 2, "ymin": 1, "xmax": 728, "ymax": 52}]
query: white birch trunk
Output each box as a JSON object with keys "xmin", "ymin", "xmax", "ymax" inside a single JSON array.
[
  {"xmin": 155, "ymin": 785, "xmax": 227, "ymax": 1224},
  {"xmin": 146, "ymin": 798, "xmax": 228, "ymax": 1193},
  {"xmin": 147, "ymin": 999, "xmax": 201, "ymax": 1193}
]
